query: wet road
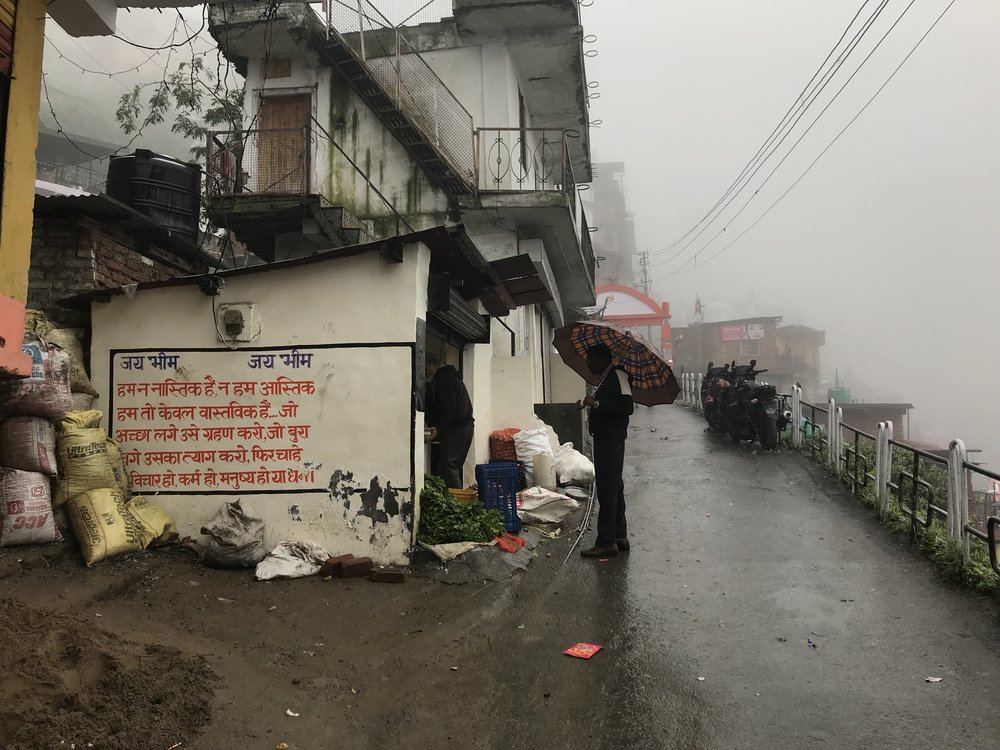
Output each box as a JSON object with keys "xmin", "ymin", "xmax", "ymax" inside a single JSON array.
[{"xmin": 490, "ymin": 406, "xmax": 1000, "ymax": 749}]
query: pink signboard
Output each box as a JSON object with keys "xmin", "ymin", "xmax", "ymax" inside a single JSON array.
[{"xmin": 721, "ymin": 326, "xmax": 745, "ymax": 343}]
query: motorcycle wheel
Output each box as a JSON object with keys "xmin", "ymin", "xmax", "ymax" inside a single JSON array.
[{"xmin": 752, "ymin": 408, "xmax": 779, "ymax": 450}]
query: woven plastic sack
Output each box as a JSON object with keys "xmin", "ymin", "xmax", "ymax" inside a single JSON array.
[
  {"xmin": 66, "ymin": 488, "xmax": 146, "ymax": 567},
  {"xmin": 200, "ymin": 500, "xmax": 267, "ymax": 568},
  {"xmin": 0, "ymin": 416, "xmax": 57, "ymax": 475},
  {"xmin": 55, "ymin": 413, "xmax": 116, "ymax": 506},
  {"xmin": 127, "ymin": 496, "xmax": 177, "ymax": 547},
  {"xmin": 106, "ymin": 438, "xmax": 131, "ymax": 499},
  {"xmin": 24, "ymin": 312, "xmax": 98, "ymax": 397},
  {"xmin": 0, "ymin": 334, "xmax": 72, "ymax": 420},
  {"xmin": 0, "ymin": 469, "xmax": 62, "ymax": 547},
  {"xmin": 513, "ymin": 428, "xmax": 553, "ymax": 487},
  {"xmin": 555, "ymin": 443, "xmax": 595, "ymax": 486}
]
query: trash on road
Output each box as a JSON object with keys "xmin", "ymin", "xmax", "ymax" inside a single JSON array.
[
  {"xmin": 807, "ymin": 639, "xmax": 817, "ymax": 648},
  {"xmin": 925, "ymin": 676, "xmax": 943, "ymax": 683},
  {"xmin": 276, "ymin": 743, "xmax": 289, "ymax": 750},
  {"xmin": 564, "ymin": 643, "xmax": 603, "ymax": 659},
  {"xmin": 284, "ymin": 709, "xmax": 300, "ymax": 718},
  {"xmin": 200, "ymin": 500, "xmax": 267, "ymax": 569},
  {"xmin": 697, "ymin": 676, "xmax": 706, "ymax": 682},
  {"xmin": 255, "ymin": 540, "xmax": 331, "ymax": 581}
]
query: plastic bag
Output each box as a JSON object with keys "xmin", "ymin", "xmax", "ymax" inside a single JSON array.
[
  {"xmin": 127, "ymin": 496, "xmax": 177, "ymax": 547},
  {"xmin": 0, "ymin": 334, "xmax": 73, "ymax": 419},
  {"xmin": 517, "ymin": 486, "xmax": 580, "ymax": 524},
  {"xmin": 513, "ymin": 428, "xmax": 553, "ymax": 487},
  {"xmin": 555, "ymin": 443, "xmax": 595, "ymax": 486},
  {"xmin": 255, "ymin": 540, "xmax": 331, "ymax": 581},
  {"xmin": 200, "ymin": 500, "xmax": 267, "ymax": 568},
  {"xmin": 0, "ymin": 416, "xmax": 57, "ymax": 475},
  {"xmin": 65, "ymin": 488, "xmax": 145, "ymax": 566},
  {"xmin": 0, "ymin": 469, "xmax": 62, "ymax": 547}
]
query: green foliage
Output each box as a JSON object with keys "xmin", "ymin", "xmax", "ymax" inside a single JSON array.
[
  {"xmin": 802, "ymin": 438, "xmax": 1000, "ymax": 593},
  {"xmin": 115, "ymin": 56, "xmax": 245, "ymax": 159},
  {"xmin": 417, "ymin": 475, "xmax": 505, "ymax": 546}
]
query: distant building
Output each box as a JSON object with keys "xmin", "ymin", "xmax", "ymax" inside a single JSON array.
[
  {"xmin": 672, "ymin": 316, "xmax": 825, "ymax": 400},
  {"xmin": 582, "ymin": 162, "xmax": 637, "ymax": 287},
  {"xmin": 595, "ymin": 283, "xmax": 672, "ymax": 359}
]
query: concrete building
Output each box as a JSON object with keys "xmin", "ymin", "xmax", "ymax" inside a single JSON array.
[
  {"xmin": 582, "ymin": 161, "xmax": 637, "ymax": 287},
  {"xmin": 595, "ymin": 283, "xmax": 672, "ymax": 360},
  {"xmin": 672, "ymin": 316, "xmax": 825, "ymax": 399},
  {"xmin": 81, "ymin": 0, "xmax": 596, "ymax": 562}
]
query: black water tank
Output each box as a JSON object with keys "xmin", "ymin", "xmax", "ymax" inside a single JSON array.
[{"xmin": 107, "ymin": 149, "xmax": 202, "ymax": 246}]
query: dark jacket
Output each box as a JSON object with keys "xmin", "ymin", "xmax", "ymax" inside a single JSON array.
[
  {"xmin": 429, "ymin": 365, "xmax": 474, "ymax": 434},
  {"xmin": 588, "ymin": 368, "xmax": 634, "ymax": 441}
]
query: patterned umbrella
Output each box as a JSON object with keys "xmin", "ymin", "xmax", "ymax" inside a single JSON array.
[{"xmin": 553, "ymin": 320, "xmax": 680, "ymax": 406}]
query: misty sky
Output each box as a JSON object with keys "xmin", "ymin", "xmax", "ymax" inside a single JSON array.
[
  {"xmin": 41, "ymin": 1, "xmax": 999, "ymax": 466},
  {"xmin": 581, "ymin": 0, "xmax": 999, "ymax": 465}
]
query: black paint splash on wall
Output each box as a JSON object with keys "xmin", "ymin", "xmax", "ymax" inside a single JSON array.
[{"xmin": 327, "ymin": 470, "xmax": 413, "ymax": 530}]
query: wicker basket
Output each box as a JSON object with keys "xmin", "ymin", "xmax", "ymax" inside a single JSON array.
[{"xmin": 449, "ymin": 488, "xmax": 478, "ymax": 505}]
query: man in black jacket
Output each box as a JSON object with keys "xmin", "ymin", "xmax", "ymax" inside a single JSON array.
[
  {"xmin": 426, "ymin": 354, "xmax": 475, "ymax": 488},
  {"xmin": 578, "ymin": 343, "xmax": 634, "ymax": 557}
]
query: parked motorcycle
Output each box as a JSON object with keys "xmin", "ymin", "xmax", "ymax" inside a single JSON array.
[
  {"xmin": 701, "ymin": 361, "xmax": 731, "ymax": 433},
  {"xmin": 719, "ymin": 360, "xmax": 789, "ymax": 450}
]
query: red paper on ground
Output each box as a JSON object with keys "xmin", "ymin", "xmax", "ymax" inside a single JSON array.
[{"xmin": 564, "ymin": 643, "xmax": 603, "ymax": 659}]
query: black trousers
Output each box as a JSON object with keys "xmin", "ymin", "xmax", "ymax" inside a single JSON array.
[
  {"xmin": 436, "ymin": 422, "xmax": 474, "ymax": 488},
  {"xmin": 593, "ymin": 438, "xmax": 627, "ymax": 546}
]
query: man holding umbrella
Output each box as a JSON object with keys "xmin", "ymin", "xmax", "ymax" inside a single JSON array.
[
  {"xmin": 578, "ymin": 343, "xmax": 634, "ymax": 557},
  {"xmin": 553, "ymin": 320, "xmax": 681, "ymax": 559}
]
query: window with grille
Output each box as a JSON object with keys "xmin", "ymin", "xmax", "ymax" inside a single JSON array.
[{"xmin": 740, "ymin": 340, "xmax": 760, "ymax": 358}]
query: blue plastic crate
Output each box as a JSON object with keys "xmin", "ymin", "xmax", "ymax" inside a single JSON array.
[{"xmin": 476, "ymin": 462, "xmax": 521, "ymax": 533}]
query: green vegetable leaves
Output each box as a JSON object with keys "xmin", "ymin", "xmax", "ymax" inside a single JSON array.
[{"xmin": 417, "ymin": 475, "xmax": 505, "ymax": 545}]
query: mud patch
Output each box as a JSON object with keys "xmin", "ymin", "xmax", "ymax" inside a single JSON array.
[{"xmin": 0, "ymin": 598, "xmax": 215, "ymax": 750}]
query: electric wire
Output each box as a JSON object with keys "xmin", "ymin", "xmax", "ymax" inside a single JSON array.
[
  {"xmin": 654, "ymin": 0, "xmax": 958, "ymax": 282},
  {"xmin": 648, "ymin": 0, "xmax": 898, "ymax": 270},
  {"xmin": 649, "ymin": 0, "xmax": 882, "ymax": 264},
  {"xmin": 649, "ymin": 0, "xmax": 922, "ymax": 273}
]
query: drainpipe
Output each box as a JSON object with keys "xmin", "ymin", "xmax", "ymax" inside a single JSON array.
[{"xmin": 495, "ymin": 317, "xmax": 516, "ymax": 357}]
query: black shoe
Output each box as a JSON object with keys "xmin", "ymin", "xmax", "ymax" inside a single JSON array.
[
  {"xmin": 581, "ymin": 544, "xmax": 618, "ymax": 558},
  {"xmin": 616, "ymin": 539, "xmax": 630, "ymax": 553}
]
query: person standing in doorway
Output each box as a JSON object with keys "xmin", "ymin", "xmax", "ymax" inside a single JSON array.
[
  {"xmin": 426, "ymin": 353, "xmax": 475, "ymax": 488},
  {"xmin": 577, "ymin": 343, "xmax": 634, "ymax": 557}
]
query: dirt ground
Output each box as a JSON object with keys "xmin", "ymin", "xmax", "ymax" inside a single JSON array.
[{"xmin": 0, "ymin": 531, "xmax": 570, "ymax": 750}]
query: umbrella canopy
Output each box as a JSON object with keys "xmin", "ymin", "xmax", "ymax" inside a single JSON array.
[{"xmin": 553, "ymin": 320, "xmax": 681, "ymax": 406}]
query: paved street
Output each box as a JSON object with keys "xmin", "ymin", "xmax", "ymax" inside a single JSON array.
[{"xmin": 489, "ymin": 406, "xmax": 1000, "ymax": 749}]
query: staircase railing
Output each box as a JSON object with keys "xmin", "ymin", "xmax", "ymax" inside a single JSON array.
[{"xmin": 321, "ymin": 0, "xmax": 475, "ymax": 188}]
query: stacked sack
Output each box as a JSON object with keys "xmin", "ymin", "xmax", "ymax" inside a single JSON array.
[
  {"xmin": 0, "ymin": 319, "xmax": 177, "ymax": 564},
  {"xmin": 0, "ymin": 331, "xmax": 74, "ymax": 548},
  {"xmin": 57, "ymin": 411, "xmax": 177, "ymax": 566}
]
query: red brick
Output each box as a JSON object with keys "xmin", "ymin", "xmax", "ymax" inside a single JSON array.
[
  {"xmin": 339, "ymin": 557, "xmax": 374, "ymax": 578},
  {"xmin": 319, "ymin": 554, "xmax": 354, "ymax": 577},
  {"xmin": 369, "ymin": 567, "xmax": 406, "ymax": 584}
]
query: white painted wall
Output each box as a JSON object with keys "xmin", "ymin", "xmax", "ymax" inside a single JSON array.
[{"xmin": 90, "ymin": 245, "xmax": 431, "ymax": 565}]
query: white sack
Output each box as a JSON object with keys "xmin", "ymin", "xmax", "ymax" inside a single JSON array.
[
  {"xmin": 556, "ymin": 443, "xmax": 595, "ymax": 486},
  {"xmin": 418, "ymin": 540, "xmax": 495, "ymax": 562},
  {"xmin": 255, "ymin": 540, "xmax": 331, "ymax": 581},
  {"xmin": 517, "ymin": 487, "xmax": 580, "ymax": 524},
  {"xmin": 514, "ymin": 428, "xmax": 553, "ymax": 486}
]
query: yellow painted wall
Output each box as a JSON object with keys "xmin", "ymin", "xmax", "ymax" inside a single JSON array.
[{"xmin": 0, "ymin": 0, "xmax": 45, "ymax": 305}]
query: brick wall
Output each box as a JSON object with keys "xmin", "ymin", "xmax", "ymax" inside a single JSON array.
[{"xmin": 28, "ymin": 212, "xmax": 203, "ymax": 328}]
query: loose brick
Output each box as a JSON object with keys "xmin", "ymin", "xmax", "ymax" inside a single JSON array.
[
  {"xmin": 369, "ymin": 567, "xmax": 406, "ymax": 584},
  {"xmin": 339, "ymin": 557, "xmax": 374, "ymax": 578},
  {"xmin": 319, "ymin": 554, "xmax": 354, "ymax": 577}
]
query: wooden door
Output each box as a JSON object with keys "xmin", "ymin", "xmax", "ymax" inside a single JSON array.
[{"xmin": 257, "ymin": 94, "xmax": 311, "ymax": 194}]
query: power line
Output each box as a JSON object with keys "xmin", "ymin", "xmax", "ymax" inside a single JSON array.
[
  {"xmin": 651, "ymin": 0, "xmax": 921, "ymax": 273},
  {"xmin": 649, "ymin": 0, "xmax": 899, "ymax": 271},
  {"xmin": 654, "ymin": 0, "xmax": 958, "ymax": 283},
  {"xmin": 651, "ymin": 0, "xmax": 880, "ymax": 260}
]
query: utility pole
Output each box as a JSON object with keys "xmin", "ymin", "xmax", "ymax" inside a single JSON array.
[{"xmin": 638, "ymin": 250, "xmax": 651, "ymax": 297}]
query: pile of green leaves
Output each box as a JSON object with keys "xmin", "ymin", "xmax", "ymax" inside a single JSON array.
[{"xmin": 417, "ymin": 475, "xmax": 505, "ymax": 545}]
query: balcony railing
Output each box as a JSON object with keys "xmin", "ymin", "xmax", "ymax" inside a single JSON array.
[
  {"xmin": 581, "ymin": 205, "xmax": 596, "ymax": 283},
  {"xmin": 205, "ymin": 128, "xmax": 311, "ymax": 201},
  {"xmin": 475, "ymin": 128, "xmax": 578, "ymax": 200},
  {"xmin": 321, "ymin": 1, "xmax": 475, "ymax": 188}
]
